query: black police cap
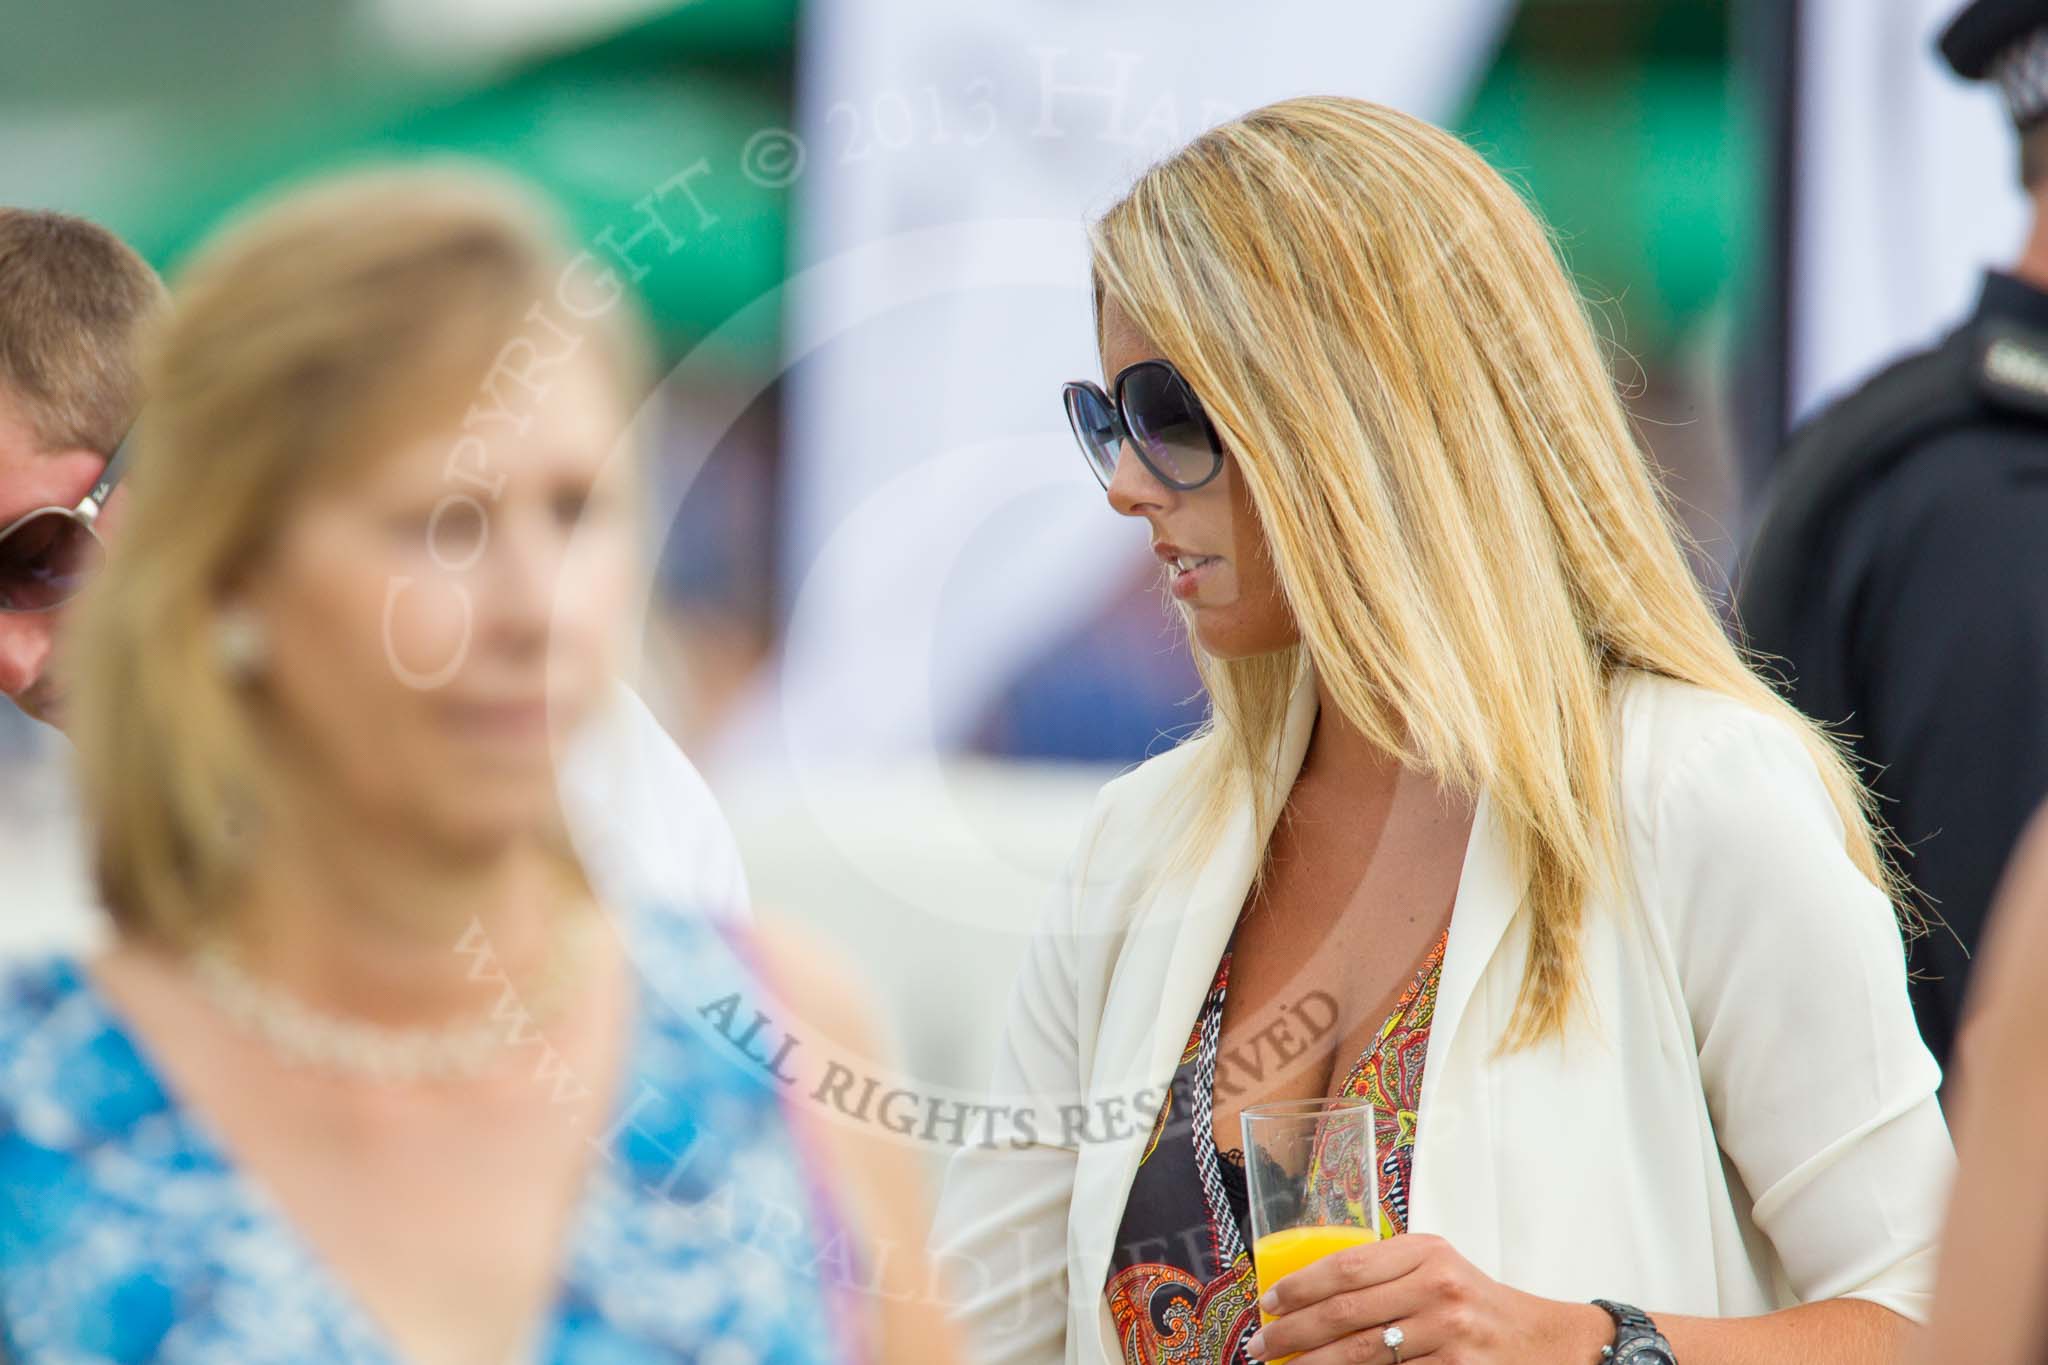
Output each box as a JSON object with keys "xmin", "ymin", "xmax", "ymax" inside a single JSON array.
[
  {"xmin": 1943, "ymin": 0, "xmax": 2048, "ymax": 126},
  {"xmin": 1943, "ymin": 0, "xmax": 2048, "ymax": 81}
]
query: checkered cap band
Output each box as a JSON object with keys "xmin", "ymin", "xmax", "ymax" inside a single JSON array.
[{"xmin": 1994, "ymin": 26, "xmax": 2048, "ymax": 127}]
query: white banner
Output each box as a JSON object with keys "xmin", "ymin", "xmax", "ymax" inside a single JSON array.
[{"xmin": 1792, "ymin": 0, "xmax": 2027, "ymax": 422}]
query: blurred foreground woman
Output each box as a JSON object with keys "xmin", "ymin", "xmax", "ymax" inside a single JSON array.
[
  {"xmin": 933, "ymin": 97, "xmax": 1953, "ymax": 1365},
  {"xmin": 1916, "ymin": 804, "xmax": 2048, "ymax": 1363},
  {"xmin": 0, "ymin": 168, "xmax": 946, "ymax": 1363}
]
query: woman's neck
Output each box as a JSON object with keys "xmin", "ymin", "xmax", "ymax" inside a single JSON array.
[
  {"xmin": 1303, "ymin": 675, "xmax": 1408, "ymax": 796},
  {"xmin": 215, "ymin": 801, "xmax": 577, "ymax": 1031},
  {"xmin": 1300, "ymin": 675, "xmax": 1475, "ymax": 837}
]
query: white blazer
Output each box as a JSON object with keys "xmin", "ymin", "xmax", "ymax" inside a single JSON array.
[{"xmin": 930, "ymin": 669, "xmax": 1954, "ymax": 1365}]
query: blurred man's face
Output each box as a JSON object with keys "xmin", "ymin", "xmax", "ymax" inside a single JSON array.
[{"xmin": 0, "ymin": 394, "xmax": 120, "ymax": 728}]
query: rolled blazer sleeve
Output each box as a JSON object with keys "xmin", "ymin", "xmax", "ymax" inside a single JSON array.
[
  {"xmin": 1648, "ymin": 707, "xmax": 1954, "ymax": 1320},
  {"xmin": 930, "ymin": 800, "xmax": 1109, "ymax": 1365}
]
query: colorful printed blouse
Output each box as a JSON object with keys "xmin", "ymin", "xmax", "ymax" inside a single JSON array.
[
  {"xmin": 0, "ymin": 905, "xmax": 863, "ymax": 1365},
  {"xmin": 1103, "ymin": 930, "xmax": 1448, "ymax": 1365}
]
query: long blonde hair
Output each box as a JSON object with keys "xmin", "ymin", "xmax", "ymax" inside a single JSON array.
[
  {"xmin": 67, "ymin": 164, "xmax": 644, "ymax": 944},
  {"xmin": 1090, "ymin": 97, "xmax": 1903, "ymax": 1046}
]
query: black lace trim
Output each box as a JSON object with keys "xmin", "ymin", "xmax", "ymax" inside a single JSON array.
[{"xmin": 1216, "ymin": 1145, "xmax": 1251, "ymax": 1244}]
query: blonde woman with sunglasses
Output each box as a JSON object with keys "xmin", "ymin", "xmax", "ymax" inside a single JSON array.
[{"xmin": 933, "ymin": 97, "xmax": 1952, "ymax": 1365}]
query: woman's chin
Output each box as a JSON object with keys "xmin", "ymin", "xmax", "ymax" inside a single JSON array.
[
  {"xmin": 1196, "ymin": 634, "xmax": 1286, "ymax": 663},
  {"xmin": 396, "ymin": 779, "xmax": 567, "ymax": 856},
  {"xmin": 1190, "ymin": 616, "xmax": 1298, "ymax": 662}
]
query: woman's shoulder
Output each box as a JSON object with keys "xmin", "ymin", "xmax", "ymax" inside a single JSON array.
[
  {"xmin": 0, "ymin": 957, "xmax": 172, "ymax": 1146},
  {"xmin": 0, "ymin": 952, "xmax": 99, "ymax": 1088},
  {"xmin": 1073, "ymin": 730, "xmax": 1219, "ymax": 853},
  {"xmin": 0, "ymin": 949, "xmax": 188, "ymax": 1293},
  {"xmin": 1612, "ymin": 666, "xmax": 1797, "ymax": 745},
  {"xmin": 1607, "ymin": 670, "xmax": 1873, "ymax": 931},
  {"xmin": 1609, "ymin": 669, "xmax": 1834, "ymax": 826},
  {"xmin": 0, "ymin": 949, "xmax": 81, "ymax": 1014},
  {"xmin": 1100, "ymin": 726, "xmax": 1215, "ymax": 798},
  {"xmin": 614, "ymin": 902, "xmax": 815, "ymax": 1124}
]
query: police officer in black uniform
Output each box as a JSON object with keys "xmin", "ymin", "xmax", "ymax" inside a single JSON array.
[{"xmin": 1740, "ymin": 0, "xmax": 2048, "ymax": 1083}]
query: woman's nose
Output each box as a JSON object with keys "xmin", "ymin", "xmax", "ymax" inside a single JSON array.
[
  {"xmin": 1105, "ymin": 442, "xmax": 1171, "ymax": 518},
  {"xmin": 465, "ymin": 511, "xmax": 559, "ymax": 659}
]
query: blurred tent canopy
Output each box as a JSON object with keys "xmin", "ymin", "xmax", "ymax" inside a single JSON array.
[
  {"xmin": 0, "ymin": 0, "xmax": 1744, "ymax": 375},
  {"xmin": 1461, "ymin": 0, "xmax": 1753, "ymax": 357},
  {"xmin": 4, "ymin": 0, "xmax": 797, "ymax": 370}
]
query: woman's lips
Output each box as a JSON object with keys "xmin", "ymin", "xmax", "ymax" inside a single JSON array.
[
  {"xmin": 441, "ymin": 698, "xmax": 552, "ymax": 743},
  {"xmin": 1168, "ymin": 554, "xmax": 1221, "ymax": 600}
]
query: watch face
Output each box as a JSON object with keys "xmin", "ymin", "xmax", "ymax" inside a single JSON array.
[{"xmin": 1614, "ymin": 1343, "xmax": 1674, "ymax": 1365}]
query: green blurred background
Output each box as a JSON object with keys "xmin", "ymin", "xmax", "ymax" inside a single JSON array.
[{"xmin": 0, "ymin": 0, "xmax": 1750, "ymax": 377}]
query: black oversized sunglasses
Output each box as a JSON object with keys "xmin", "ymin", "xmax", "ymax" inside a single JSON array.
[
  {"xmin": 0, "ymin": 431, "xmax": 128, "ymax": 614},
  {"xmin": 1061, "ymin": 359, "xmax": 1225, "ymax": 491}
]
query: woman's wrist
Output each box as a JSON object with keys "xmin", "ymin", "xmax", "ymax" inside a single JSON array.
[{"xmin": 1538, "ymin": 1297, "xmax": 1617, "ymax": 1361}]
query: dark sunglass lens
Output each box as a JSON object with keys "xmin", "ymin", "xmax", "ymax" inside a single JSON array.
[
  {"xmin": 1121, "ymin": 364, "xmax": 1217, "ymax": 487},
  {"xmin": 1064, "ymin": 385, "xmax": 1121, "ymax": 486},
  {"xmin": 0, "ymin": 512, "xmax": 103, "ymax": 612}
]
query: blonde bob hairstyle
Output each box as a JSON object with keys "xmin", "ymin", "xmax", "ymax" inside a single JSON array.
[
  {"xmin": 67, "ymin": 163, "xmax": 648, "ymax": 945},
  {"xmin": 1089, "ymin": 96, "xmax": 1904, "ymax": 1047}
]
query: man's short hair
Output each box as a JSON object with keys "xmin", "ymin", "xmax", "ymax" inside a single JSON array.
[{"xmin": 0, "ymin": 209, "xmax": 165, "ymax": 455}]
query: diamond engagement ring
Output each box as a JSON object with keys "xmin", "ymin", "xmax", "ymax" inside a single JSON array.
[{"xmin": 1381, "ymin": 1324, "xmax": 1406, "ymax": 1362}]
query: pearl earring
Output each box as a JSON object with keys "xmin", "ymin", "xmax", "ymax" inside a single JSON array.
[{"xmin": 214, "ymin": 606, "xmax": 268, "ymax": 679}]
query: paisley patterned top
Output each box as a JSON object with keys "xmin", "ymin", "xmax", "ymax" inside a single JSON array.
[
  {"xmin": 0, "ymin": 905, "xmax": 863, "ymax": 1365},
  {"xmin": 1102, "ymin": 930, "xmax": 1449, "ymax": 1365}
]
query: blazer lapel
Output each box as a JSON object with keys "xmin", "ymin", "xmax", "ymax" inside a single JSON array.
[
  {"xmin": 1427, "ymin": 789, "xmax": 1518, "ymax": 1073},
  {"xmin": 1080, "ymin": 669, "xmax": 1324, "ymax": 1359},
  {"xmin": 1142, "ymin": 668, "xmax": 1321, "ymax": 1085},
  {"xmin": 1407, "ymin": 785, "xmax": 1518, "ymax": 1268}
]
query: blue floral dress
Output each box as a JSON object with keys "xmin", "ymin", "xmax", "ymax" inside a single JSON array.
[{"xmin": 0, "ymin": 906, "xmax": 864, "ymax": 1364}]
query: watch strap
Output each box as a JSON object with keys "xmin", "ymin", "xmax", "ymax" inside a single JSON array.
[{"xmin": 1591, "ymin": 1299, "xmax": 1674, "ymax": 1362}]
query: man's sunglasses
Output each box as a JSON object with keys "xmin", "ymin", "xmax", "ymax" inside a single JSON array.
[
  {"xmin": 0, "ymin": 432, "xmax": 128, "ymax": 614},
  {"xmin": 1061, "ymin": 359, "xmax": 1225, "ymax": 491}
]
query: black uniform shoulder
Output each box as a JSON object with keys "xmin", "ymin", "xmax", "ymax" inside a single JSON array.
[
  {"xmin": 1845, "ymin": 318, "xmax": 2048, "ymax": 535},
  {"xmin": 1878, "ymin": 417, "xmax": 2048, "ymax": 512},
  {"xmin": 1770, "ymin": 327, "xmax": 1980, "ymax": 527},
  {"xmin": 1737, "ymin": 327, "xmax": 1981, "ymax": 651}
]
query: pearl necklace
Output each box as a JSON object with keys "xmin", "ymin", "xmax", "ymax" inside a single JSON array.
[{"xmin": 190, "ymin": 913, "xmax": 592, "ymax": 1084}]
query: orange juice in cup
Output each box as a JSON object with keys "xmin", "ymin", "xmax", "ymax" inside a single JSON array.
[
  {"xmin": 1241, "ymin": 1098, "xmax": 1379, "ymax": 1358},
  {"xmin": 1253, "ymin": 1224, "xmax": 1379, "ymax": 1295}
]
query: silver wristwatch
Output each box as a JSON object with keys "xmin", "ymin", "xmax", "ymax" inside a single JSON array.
[{"xmin": 1592, "ymin": 1299, "xmax": 1675, "ymax": 1364}]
